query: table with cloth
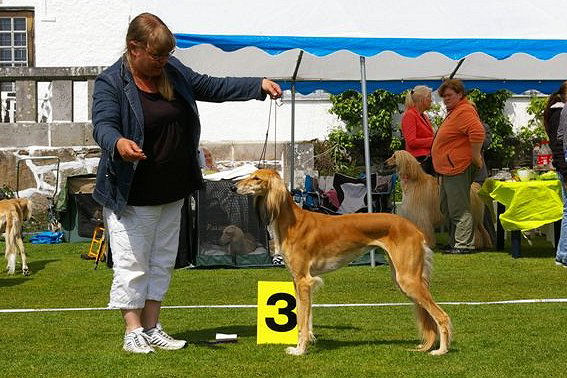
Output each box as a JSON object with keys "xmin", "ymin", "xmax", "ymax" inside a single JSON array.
[{"xmin": 478, "ymin": 178, "xmax": 563, "ymax": 258}]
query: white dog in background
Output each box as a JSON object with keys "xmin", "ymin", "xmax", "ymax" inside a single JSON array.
[{"xmin": 0, "ymin": 198, "xmax": 33, "ymax": 275}]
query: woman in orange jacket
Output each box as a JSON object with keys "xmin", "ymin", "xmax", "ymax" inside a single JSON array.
[
  {"xmin": 401, "ymin": 86, "xmax": 435, "ymax": 174},
  {"xmin": 431, "ymin": 79, "xmax": 485, "ymax": 254}
]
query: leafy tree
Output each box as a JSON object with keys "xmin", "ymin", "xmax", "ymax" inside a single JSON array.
[
  {"xmin": 326, "ymin": 90, "xmax": 404, "ymax": 174},
  {"xmin": 513, "ymin": 95, "xmax": 548, "ymax": 167},
  {"xmin": 467, "ymin": 89, "xmax": 515, "ymax": 168}
]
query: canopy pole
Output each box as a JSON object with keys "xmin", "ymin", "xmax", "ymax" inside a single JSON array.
[
  {"xmin": 360, "ymin": 56, "xmax": 375, "ymax": 267},
  {"xmin": 448, "ymin": 58, "xmax": 466, "ymax": 79},
  {"xmin": 290, "ymin": 82, "xmax": 296, "ymax": 190},
  {"xmin": 289, "ymin": 51, "xmax": 304, "ymax": 190}
]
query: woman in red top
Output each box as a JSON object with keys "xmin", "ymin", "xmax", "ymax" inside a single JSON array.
[{"xmin": 401, "ymin": 85, "xmax": 434, "ymax": 174}]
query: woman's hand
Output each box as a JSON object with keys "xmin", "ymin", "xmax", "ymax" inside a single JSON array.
[
  {"xmin": 262, "ymin": 79, "xmax": 282, "ymax": 99},
  {"xmin": 116, "ymin": 138, "xmax": 147, "ymax": 162},
  {"xmin": 472, "ymin": 155, "xmax": 484, "ymax": 170},
  {"xmin": 471, "ymin": 142, "xmax": 484, "ymax": 169}
]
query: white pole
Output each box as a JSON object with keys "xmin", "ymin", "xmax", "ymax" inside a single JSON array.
[
  {"xmin": 290, "ymin": 82, "xmax": 296, "ymax": 190},
  {"xmin": 360, "ymin": 56, "xmax": 375, "ymax": 267}
]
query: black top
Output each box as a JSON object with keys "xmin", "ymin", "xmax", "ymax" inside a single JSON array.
[
  {"xmin": 547, "ymin": 106, "xmax": 567, "ymax": 177},
  {"xmin": 127, "ymin": 90, "xmax": 195, "ymax": 206}
]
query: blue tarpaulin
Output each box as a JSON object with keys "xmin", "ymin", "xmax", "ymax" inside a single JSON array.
[{"xmin": 29, "ymin": 231, "xmax": 64, "ymax": 244}]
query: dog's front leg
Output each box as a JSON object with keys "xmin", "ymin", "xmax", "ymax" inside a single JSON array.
[{"xmin": 286, "ymin": 276, "xmax": 312, "ymax": 356}]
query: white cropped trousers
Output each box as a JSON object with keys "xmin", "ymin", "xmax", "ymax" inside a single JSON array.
[{"xmin": 104, "ymin": 199, "xmax": 183, "ymax": 309}]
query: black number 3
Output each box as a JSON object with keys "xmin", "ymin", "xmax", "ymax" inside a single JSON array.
[{"xmin": 265, "ymin": 292, "xmax": 297, "ymax": 332}]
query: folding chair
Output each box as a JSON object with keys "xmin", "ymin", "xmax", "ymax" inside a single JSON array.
[{"xmin": 372, "ymin": 173, "xmax": 398, "ymax": 213}]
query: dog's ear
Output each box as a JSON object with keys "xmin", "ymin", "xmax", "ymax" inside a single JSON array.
[
  {"xmin": 254, "ymin": 196, "xmax": 268, "ymax": 224},
  {"xmin": 264, "ymin": 173, "xmax": 287, "ymax": 223}
]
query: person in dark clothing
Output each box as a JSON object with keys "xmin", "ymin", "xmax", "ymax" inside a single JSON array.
[
  {"xmin": 92, "ymin": 12, "xmax": 282, "ymax": 354},
  {"xmin": 544, "ymin": 81, "xmax": 567, "ymax": 268}
]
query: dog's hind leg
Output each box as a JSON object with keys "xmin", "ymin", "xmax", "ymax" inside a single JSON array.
[
  {"xmin": 386, "ymin": 240, "xmax": 451, "ymax": 355},
  {"xmin": 386, "ymin": 255, "xmax": 436, "ymax": 351},
  {"xmin": 15, "ymin": 237, "xmax": 29, "ymax": 276},
  {"xmin": 9, "ymin": 212, "xmax": 28, "ymax": 276},
  {"xmin": 414, "ymin": 304, "xmax": 438, "ymax": 352},
  {"xmin": 397, "ymin": 274, "xmax": 451, "ymax": 355},
  {"xmin": 5, "ymin": 213, "xmax": 17, "ymax": 275},
  {"xmin": 6, "ymin": 251, "xmax": 16, "ymax": 275},
  {"xmin": 286, "ymin": 275, "xmax": 314, "ymax": 356}
]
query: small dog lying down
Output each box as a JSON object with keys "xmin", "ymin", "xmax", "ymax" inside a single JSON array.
[
  {"xmin": 219, "ymin": 225, "xmax": 257, "ymax": 255},
  {"xmin": 0, "ymin": 198, "xmax": 33, "ymax": 275},
  {"xmin": 235, "ymin": 169, "xmax": 452, "ymax": 356}
]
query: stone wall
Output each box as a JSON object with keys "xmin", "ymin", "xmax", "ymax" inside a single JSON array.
[
  {"xmin": 0, "ymin": 146, "xmax": 100, "ymax": 212},
  {"xmin": 0, "ymin": 141, "xmax": 314, "ymax": 214}
]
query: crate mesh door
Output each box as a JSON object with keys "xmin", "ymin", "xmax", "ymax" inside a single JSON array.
[{"xmin": 197, "ymin": 179, "xmax": 271, "ymax": 267}]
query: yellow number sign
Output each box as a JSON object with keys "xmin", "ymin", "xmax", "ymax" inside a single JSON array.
[{"xmin": 257, "ymin": 281, "xmax": 298, "ymax": 344}]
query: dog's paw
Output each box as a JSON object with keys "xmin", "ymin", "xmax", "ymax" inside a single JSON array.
[
  {"xmin": 429, "ymin": 348, "xmax": 448, "ymax": 356},
  {"xmin": 414, "ymin": 343, "xmax": 432, "ymax": 352},
  {"xmin": 285, "ymin": 346, "xmax": 306, "ymax": 356},
  {"xmin": 308, "ymin": 332, "xmax": 317, "ymax": 343}
]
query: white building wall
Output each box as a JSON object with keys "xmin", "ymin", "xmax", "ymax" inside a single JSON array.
[
  {"xmin": 198, "ymin": 96, "xmax": 343, "ymax": 143},
  {"xmin": 0, "ymin": 0, "xmax": 545, "ymax": 142}
]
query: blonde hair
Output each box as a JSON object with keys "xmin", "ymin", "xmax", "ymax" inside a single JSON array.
[
  {"xmin": 404, "ymin": 86, "xmax": 432, "ymax": 111},
  {"xmin": 125, "ymin": 12, "xmax": 176, "ymax": 100}
]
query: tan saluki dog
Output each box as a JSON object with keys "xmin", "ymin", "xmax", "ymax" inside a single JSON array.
[
  {"xmin": 0, "ymin": 198, "xmax": 32, "ymax": 275},
  {"xmin": 219, "ymin": 225, "xmax": 257, "ymax": 255},
  {"xmin": 235, "ymin": 169, "xmax": 451, "ymax": 356},
  {"xmin": 386, "ymin": 150, "xmax": 492, "ymax": 249}
]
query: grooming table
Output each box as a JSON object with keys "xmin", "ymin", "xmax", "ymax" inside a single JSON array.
[{"xmin": 479, "ymin": 178, "xmax": 563, "ymax": 258}]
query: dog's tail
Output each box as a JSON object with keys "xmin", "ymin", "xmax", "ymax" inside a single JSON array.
[
  {"xmin": 5, "ymin": 210, "xmax": 21, "ymax": 254},
  {"xmin": 421, "ymin": 242, "xmax": 433, "ymax": 287},
  {"xmin": 414, "ymin": 242, "xmax": 439, "ymax": 352}
]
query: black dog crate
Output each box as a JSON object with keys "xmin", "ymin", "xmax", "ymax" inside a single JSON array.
[
  {"xmin": 57, "ymin": 174, "xmax": 103, "ymax": 242},
  {"xmin": 196, "ymin": 179, "xmax": 272, "ymax": 267}
]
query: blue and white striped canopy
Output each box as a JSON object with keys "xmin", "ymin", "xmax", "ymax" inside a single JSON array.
[{"xmin": 135, "ymin": 0, "xmax": 567, "ymax": 94}]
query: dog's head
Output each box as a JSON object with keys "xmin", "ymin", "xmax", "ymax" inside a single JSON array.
[
  {"xmin": 386, "ymin": 150, "xmax": 415, "ymax": 169},
  {"xmin": 17, "ymin": 198, "xmax": 33, "ymax": 221},
  {"xmin": 235, "ymin": 169, "xmax": 282, "ymax": 196},
  {"xmin": 235, "ymin": 169, "xmax": 287, "ymax": 224},
  {"xmin": 385, "ymin": 152, "xmax": 398, "ymax": 168},
  {"xmin": 386, "ymin": 150, "xmax": 425, "ymax": 179},
  {"xmin": 219, "ymin": 225, "xmax": 245, "ymax": 245},
  {"xmin": 0, "ymin": 198, "xmax": 32, "ymax": 221}
]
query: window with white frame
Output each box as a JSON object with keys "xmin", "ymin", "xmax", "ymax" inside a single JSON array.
[
  {"xmin": 0, "ymin": 9, "xmax": 34, "ymax": 122},
  {"xmin": 0, "ymin": 17, "xmax": 29, "ymax": 66}
]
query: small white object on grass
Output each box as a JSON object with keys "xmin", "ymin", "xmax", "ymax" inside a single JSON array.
[{"xmin": 215, "ymin": 333, "xmax": 237, "ymax": 342}]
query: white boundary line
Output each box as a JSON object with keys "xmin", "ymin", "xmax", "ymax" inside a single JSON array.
[{"xmin": 1, "ymin": 298, "xmax": 566, "ymax": 314}]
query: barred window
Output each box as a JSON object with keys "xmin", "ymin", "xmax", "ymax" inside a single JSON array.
[{"xmin": 0, "ymin": 9, "xmax": 34, "ymax": 92}]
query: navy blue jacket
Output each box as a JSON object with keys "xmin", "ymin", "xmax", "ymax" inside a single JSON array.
[{"xmin": 92, "ymin": 56, "xmax": 265, "ymax": 215}]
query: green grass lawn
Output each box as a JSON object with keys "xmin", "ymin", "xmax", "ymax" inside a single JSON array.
[{"xmin": 1, "ymin": 238, "xmax": 566, "ymax": 377}]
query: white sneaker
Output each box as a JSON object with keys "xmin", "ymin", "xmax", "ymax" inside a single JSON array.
[
  {"xmin": 144, "ymin": 323, "xmax": 187, "ymax": 350},
  {"xmin": 123, "ymin": 327, "xmax": 155, "ymax": 354}
]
